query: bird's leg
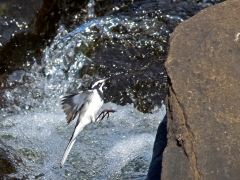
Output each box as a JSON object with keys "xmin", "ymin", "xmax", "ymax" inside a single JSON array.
[{"xmin": 96, "ymin": 109, "xmax": 116, "ymax": 122}]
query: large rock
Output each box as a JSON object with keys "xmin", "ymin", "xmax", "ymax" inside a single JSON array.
[{"xmin": 162, "ymin": 0, "xmax": 240, "ymax": 179}]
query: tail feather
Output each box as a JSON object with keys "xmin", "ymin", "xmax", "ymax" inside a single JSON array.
[
  {"xmin": 60, "ymin": 138, "xmax": 76, "ymax": 168},
  {"xmin": 60, "ymin": 120, "xmax": 88, "ymax": 168}
]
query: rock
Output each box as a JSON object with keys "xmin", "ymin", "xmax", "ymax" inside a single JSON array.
[
  {"xmin": 0, "ymin": 0, "xmax": 89, "ymax": 74},
  {"xmin": 0, "ymin": 139, "xmax": 24, "ymax": 179},
  {"xmin": 163, "ymin": 0, "xmax": 240, "ymax": 179}
]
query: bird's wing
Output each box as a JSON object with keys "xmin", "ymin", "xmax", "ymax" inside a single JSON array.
[{"xmin": 61, "ymin": 91, "xmax": 93, "ymax": 124}]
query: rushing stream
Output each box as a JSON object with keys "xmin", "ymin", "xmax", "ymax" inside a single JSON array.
[
  {"xmin": 0, "ymin": 0, "xmax": 225, "ymax": 179},
  {"xmin": 1, "ymin": 103, "xmax": 166, "ymax": 179}
]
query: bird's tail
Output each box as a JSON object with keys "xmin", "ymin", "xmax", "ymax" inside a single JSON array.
[
  {"xmin": 60, "ymin": 138, "xmax": 76, "ymax": 168},
  {"xmin": 60, "ymin": 120, "xmax": 87, "ymax": 168}
]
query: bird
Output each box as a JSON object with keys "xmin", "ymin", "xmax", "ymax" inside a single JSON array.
[{"xmin": 60, "ymin": 78, "xmax": 115, "ymax": 168}]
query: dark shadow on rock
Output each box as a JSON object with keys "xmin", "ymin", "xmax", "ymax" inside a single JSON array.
[{"xmin": 147, "ymin": 115, "xmax": 167, "ymax": 180}]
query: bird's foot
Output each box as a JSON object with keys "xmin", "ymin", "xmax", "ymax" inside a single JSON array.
[{"xmin": 96, "ymin": 109, "xmax": 116, "ymax": 122}]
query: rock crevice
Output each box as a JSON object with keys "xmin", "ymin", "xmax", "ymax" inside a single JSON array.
[{"xmin": 167, "ymin": 86, "xmax": 202, "ymax": 180}]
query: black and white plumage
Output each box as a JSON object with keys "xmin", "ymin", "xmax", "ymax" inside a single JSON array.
[{"xmin": 60, "ymin": 78, "xmax": 109, "ymax": 168}]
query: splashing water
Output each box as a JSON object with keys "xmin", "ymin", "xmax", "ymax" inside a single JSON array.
[
  {"xmin": 1, "ymin": 0, "xmax": 187, "ymax": 115},
  {"xmin": 0, "ymin": 102, "xmax": 166, "ymax": 179},
  {"xmin": 0, "ymin": 18, "xmax": 167, "ymax": 178},
  {"xmin": 0, "ymin": 1, "xmax": 180, "ymax": 179}
]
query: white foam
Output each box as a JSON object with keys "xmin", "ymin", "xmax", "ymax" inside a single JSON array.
[{"xmin": 0, "ymin": 102, "xmax": 165, "ymax": 179}]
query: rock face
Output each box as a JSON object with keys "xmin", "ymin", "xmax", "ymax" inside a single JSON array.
[{"xmin": 162, "ymin": 1, "xmax": 240, "ymax": 179}]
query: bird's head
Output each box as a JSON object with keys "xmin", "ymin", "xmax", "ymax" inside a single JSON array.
[{"xmin": 89, "ymin": 78, "xmax": 108, "ymax": 92}]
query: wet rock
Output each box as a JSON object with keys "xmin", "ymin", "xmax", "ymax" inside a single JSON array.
[
  {"xmin": 163, "ymin": 0, "xmax": 240, "ymax": 179},
  {"xmin": 0, "ymin": 139, "xmax": 24, "ymax": 179},
  {"xmin": 0, "ymin": 0, "xmax": 89, "ymax": 74}
]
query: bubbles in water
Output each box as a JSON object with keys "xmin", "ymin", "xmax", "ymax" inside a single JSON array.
[{"xmin": 0, "ymin": 103, "xmax": 165, "ymax": 179}]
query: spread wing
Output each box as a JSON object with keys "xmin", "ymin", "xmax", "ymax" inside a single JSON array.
[{"xmin": 61, "ymin": 91, "xmax": 93, "ymax": 124}]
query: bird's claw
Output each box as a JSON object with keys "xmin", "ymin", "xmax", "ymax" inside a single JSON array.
[{"xmin": 96, "ymin": 109, "xmax": 116, "ymax": 122}]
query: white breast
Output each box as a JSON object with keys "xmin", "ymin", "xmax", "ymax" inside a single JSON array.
[{"xmin": 85, "ymin": 89, "xmax": 103, "ymax": 122}]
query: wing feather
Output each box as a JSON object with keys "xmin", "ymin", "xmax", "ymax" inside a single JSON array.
[{"xmin": 61, "ymin": 91, "xmax": 93, "ymax": 124}]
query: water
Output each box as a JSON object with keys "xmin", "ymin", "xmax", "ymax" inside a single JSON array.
[
  {"xmin": 1, "ymin": 18, "xmax": 168, "ymax": 177},
  {"xmin": 0, "ymin": 102, "xmax": 166, "ymax": 179}
]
